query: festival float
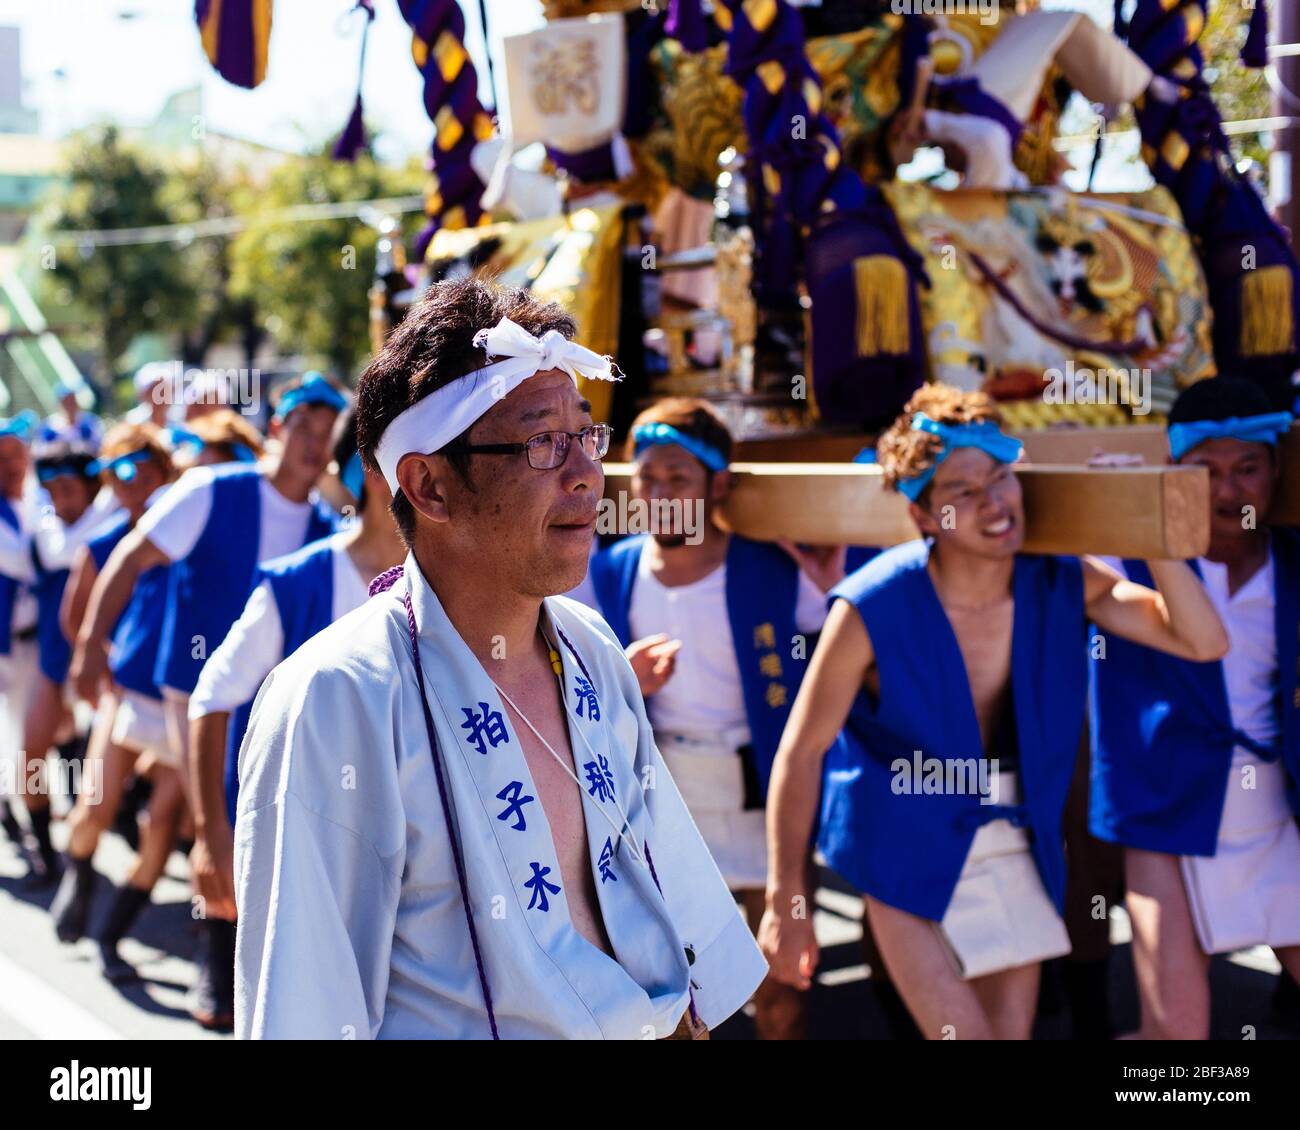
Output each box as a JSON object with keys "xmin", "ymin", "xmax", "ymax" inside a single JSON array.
[{"xmin": 198, "ymin": 0, "xmax": 1300, "ymax": 553}]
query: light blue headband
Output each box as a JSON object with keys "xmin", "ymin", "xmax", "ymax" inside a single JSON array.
[
  {"xmin": 0, "ymin": 409, "xmax": 39, "ymax": 442},
  {"xmin": 897, "ymin": 413, "xmax": 1025, "ymax": 502},
  {"xmin": 632, "ymin": 422, "xmax": 728, "ymax": 473},
  {"xmin": 274, "ymin": 373, "xmax": 347, "ymax": 421},
  {"xmin": 89, "ymin": 448, "xmax": 153, "ymax": 483},
  {"xmin": 1167, "ymin": 412, "xmax": 1293, "ymax": 461},
  {"xmin": 165, "ymin": 427, "xmax": 256, "ymax": 464}
]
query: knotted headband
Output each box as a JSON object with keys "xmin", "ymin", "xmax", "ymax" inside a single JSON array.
[
  {"xmin": 896, "ymin": 412, "xmax": 1025, "ymax": 502},
  {"xmin": 375, "ymin": 317, "xmax": 622, "ymax": 493},
  {"xmin": 1167, "ymin": 412, "xmax": 1292, "ymax": 461}
]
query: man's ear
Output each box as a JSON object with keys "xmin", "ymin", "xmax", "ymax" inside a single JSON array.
[
  {"xmin": 267, "ymin": 416, "xmax": 284, "ymax": 444},
  {"xmin": 710, "ymin": 467, "xmax": 733, "ymax": 503},
  {"xmin": 396, "ymin": 454, "xmax": 452, "ymax": 525},
  {"xmin": 909, "ymin": 498, "xmax": 938, "ymax": 537}
]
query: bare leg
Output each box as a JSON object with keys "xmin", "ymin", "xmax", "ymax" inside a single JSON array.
[
  {"xmin": 969, "ymin": 962, "xmax": 1041, "ymax": 1039},
  {"xmin": 20, "ymin": 674, "xmax": 65, "ymax": 814},
  {"xmin": 1125, "ymin": 847, "xmax": 1210, "ymax": 1039},
  {"xmin": 65, "ymin": 696, "xmax": 134, "ymax": 859},
  {"xmin": 739, "ymin": 887, "xmax": 808, "ymax": 1040},
  {"xmin": 126, "ymin": 764, "xmax": 184, "ymax": 890},
  {"xmin": 865, "ymin": 894, "xmax": 994, "ymax": 1040}
]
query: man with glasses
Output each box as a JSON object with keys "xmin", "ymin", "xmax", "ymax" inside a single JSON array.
[{"xmin": 233, "ymin": 279, "xmax": 765, "ymax": 1039}]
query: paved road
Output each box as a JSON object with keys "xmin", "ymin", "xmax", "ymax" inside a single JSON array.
[{"xmin": 1, "ymin": 819, "xmax": 1294, "ymax": 1041}]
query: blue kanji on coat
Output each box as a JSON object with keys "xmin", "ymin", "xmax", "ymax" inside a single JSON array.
[
  {"xmin": 524, "ymin": 862, "xmax": 561, "ymax": 912},
  {"xmin": 495, "ymin": 780, "xmax": 535, "ymax": 831},
  {"xmin": 573, "ymin": 675, "xmax": 600, "ymax": 721},
  {"xmin": 583, "ymin": 754, "xmax": 616, "ymax": 803},
  {"xmin": 461, "ymin": 702, "xmax": 509, "ymax": 755},
  {"xmin": 598, "ymin": 837, "xmax": 617, "ymax": 884}
]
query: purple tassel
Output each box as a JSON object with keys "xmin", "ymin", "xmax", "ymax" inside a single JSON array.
[
  {"xmin": 666, "ymin": 0, "xmax": 707, "ymax": 53},
  {"xmin": 1242, "ymin": 1, "xmax": 1269, "ymax": 70},
  {"xmin": 333, "ymin": 94, "xmax": 367, "ymax": 162}
]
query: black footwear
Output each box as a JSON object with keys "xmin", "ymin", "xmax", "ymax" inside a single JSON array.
[
  {"xmin": 189, "ymin": 919, "xmax": 236, "ymax": 1031},
  {"xmin": 55, "ymin": 735, "xmax": 88, "ymax": 806},
  {"xmin": 50, "ymin": 855, "xmax": 98, "ymax": 943},
  {"xmin": 0, "ymin": 799, "xmax": 22, "ymax": 846},
  {"xmin": 1272, "ymin": 967, "xmax": 1300, "ymax": 1036},
  {"xmin": 112, "ymin": 775, "xmax": 151, "ymax": 852},
  {"xmin": 96, "ymin": 884, "xmax": 151, "ymax": 985},
  {"xmin": 23, "ymin": 806, "xmax": 62, "ymax": 888},
  {"xmin": 1062, "ymin": 956, "xmax": 1114, "ymax": 1040}
]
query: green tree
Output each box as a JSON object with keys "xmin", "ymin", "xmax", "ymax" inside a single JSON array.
[
  {"xmin": 34, "ymin": 125, "xmax": 197, "ymax": 390},
  {"xmin": 229, "ymin": 152, "xmax": 423, "ymax": 377},
  {"xmin": 160, "ymin": 155, "xmax": 265, "ymax": 368}
]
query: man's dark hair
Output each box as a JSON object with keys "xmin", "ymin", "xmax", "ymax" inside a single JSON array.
[
  {"xmin": 32, "ymin": 441, "xmax": 96, "ymax": 482},
  {"xmin": 1168, "ymin": 375, "xmax": 1276, "ymax": 427},
  {"xmin": 356, "ymin": 277, "xmax": 577, "ymax": 543}
]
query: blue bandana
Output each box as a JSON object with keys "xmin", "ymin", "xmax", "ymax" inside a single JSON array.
[
  {"xmin": 896, "ymin": 413, "xmax": 1025, "ymax": 502},
  {"xmin": 89, "ymin": 448, "xmax": 153, "ymax": 483},
  {"xmin": 0, "ymin": 409, "xmax": 39, "ymax": 442},
  {"xmin": 631, "ymin": 422, "xmax": 728, "ymax": 473},
  {"xmin": 36, "ymin": 459, "xmax": 92, "ymax": 484},
  {"xmin": 340, "ymin": 450, "xmax": 365, "ymax": 501},
  {"xmin": 1167, "ymin": 412, "xmax": 1293, "ymax": 461},
  {"xmin": 274, "ymin": 372, "xmax": 347, "ymax": 421}
]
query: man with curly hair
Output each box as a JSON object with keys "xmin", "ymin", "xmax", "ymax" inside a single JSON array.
[{"xmin": 759, "ymin": 383, "xmax": 1229, "ymax": 1039}]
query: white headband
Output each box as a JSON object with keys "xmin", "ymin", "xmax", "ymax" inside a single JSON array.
[{"xmin": 375, "ymin": 316, "xmax": 622, "ymax": 492}]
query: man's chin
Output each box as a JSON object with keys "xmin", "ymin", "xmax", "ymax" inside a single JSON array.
[{"xmin": 652, "ymin": 533, "xmax": 690, "ymax": 549}]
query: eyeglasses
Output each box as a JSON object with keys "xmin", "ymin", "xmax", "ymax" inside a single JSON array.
[{"xmin": 463, "ymin": 423, "xmax": 612, "ymax": 470}]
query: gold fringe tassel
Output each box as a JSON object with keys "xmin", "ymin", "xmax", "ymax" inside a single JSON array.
[
  {"xmin": 853, "ymin": 255, "xmax": 910, "ymax": 357},
  {"xmin": 1240, "ymin": 265, "xmax": 1296, "ymax": 357}
]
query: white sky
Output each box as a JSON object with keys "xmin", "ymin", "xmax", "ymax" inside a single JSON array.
[
  {"xmin": 0, "ymin": 0, "xmax": 1148, "ymax": 187},
  {"xmin": 0, "ymin": 0, "xmax": 545, "ymax": 162}
]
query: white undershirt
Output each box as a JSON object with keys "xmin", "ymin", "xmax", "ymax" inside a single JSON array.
[
  {"xmin": 1195, "ymin": 551, "xmax": 1278, "ymax": 752},
  {"xmin": 137, "ymin": 464, "xmax": 317, "ymax": 566},
  {"xmin": 189, "ymin": 534, "xmax": 368, "ymax": 718},
  {"xmin": 627, "ymin": 541, "xmax": 828, "ymax": 742}
]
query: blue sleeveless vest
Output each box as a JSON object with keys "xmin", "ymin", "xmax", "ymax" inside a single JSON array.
[
  {"xmin": 224, "ymin": 537, "xmax": 339, "ymax": 824},
  {"xmin": 1088, "ymin": 532, "xmax": 1300, "ymax": 856},
  {"xmin": 154, "ymin": 466, "xmax": 335, "ymax": 693},
  {"xmin": 818, "ymin": 540, "xmax": 1088, "ymax": 921},
  {"xmin": 86, "ymin": 514, "xmax": 169, "ymax": 701},
  {"xmin": 589, "ymin": 532, "xmax": 807, "ymax": 801},
  {"xmin": 0, "ymin": 496, "xmax": 20, "ymax": 656},
  {"xmin": 32, "ymin": 543, "xmax": 72, "ymax": 684}
]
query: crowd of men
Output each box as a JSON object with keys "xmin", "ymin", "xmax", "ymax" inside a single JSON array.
[{"xmin": 0, "ymin": 277, "xmax": 1298, "ymax": 1040}]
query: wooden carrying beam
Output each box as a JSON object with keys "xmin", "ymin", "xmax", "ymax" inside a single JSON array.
[{"xmin": 602, "ymin": 462, "xmax": 1212, "ymax": 559}]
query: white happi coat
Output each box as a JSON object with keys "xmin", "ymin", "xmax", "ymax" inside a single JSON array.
[{"xmin": 233, "ymin": 553, "xmax": 767, "ymax": 1039}]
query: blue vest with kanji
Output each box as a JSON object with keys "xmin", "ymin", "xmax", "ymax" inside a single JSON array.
[
  {"xmin": 86, "ymin": 514, "xmax": 169, "ymax": 701},
  {"xmin": 1088, "ymin": 533, "xmax": 1300, "ymax": 856},
  {"xmin": 588, "ymin": 532, "xmax": 806, "ymax": 801},
  {"xmin": 224, "ymin": 537, "xmax": 338, "ymax": 824},
  {"xmin": 154, "ymin": 465, "xmax": 335, "ymax": 694},
  {"xmin": 0, "ymin": 496, "xmax": 20, "ymax": 656},
  {"xmin": 818, "ymin": 540, "xmax": 1087, "ymax": 921}
]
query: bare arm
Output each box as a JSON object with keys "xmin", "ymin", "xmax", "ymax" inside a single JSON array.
[
  {"xmin": 72, "ymin": 529, "xmax": 170, "ymax": 701},
  {"xmin": 760, "ymin": 597, "xmax": 874, "ymax": 988},
  {"xmin": 1082, "ymin": 556, "xmax": 1228, "ymax": 662},
  {"xmin": 60, "ymin": 546, "xmax": 97, "ymax": 647},
  {"xmin": 190, "ymin": 711, "xmax": 237, "ymax": 921}
]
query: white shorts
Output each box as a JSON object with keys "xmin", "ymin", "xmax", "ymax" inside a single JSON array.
[
  {"xmin": 658, "ymin": 728, "xmax": 767, "ymax": 892},
  {"xmin": 0, "ymin": 637, "xmax": 40, "ymax": 785},
  {"xmin": 1181, "ymin": 754, "xmax": 1300, "ymax": 955},
  {"xmin": 111, "ymin": 690, "xmax": 173, "ymax": 764},
  {"xmin": 937, "ymin": 772, "xmax": 1072, "ymax": 980}
]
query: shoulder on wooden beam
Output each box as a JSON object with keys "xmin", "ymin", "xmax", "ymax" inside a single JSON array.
[{"xmin": 602, "ymin": 462, "xmax": 1211, "ymax": 559}]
